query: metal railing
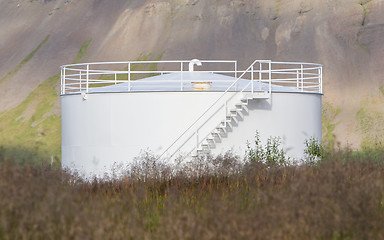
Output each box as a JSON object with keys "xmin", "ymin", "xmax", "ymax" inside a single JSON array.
[
  {"xmin": 60, "ymin": 60, "xmax": 238, "ymax": 95},
  {"xmin": 60, "ymin": 60, "xmax": 322, "ymax": 95},
  {"xmin": 158, "ymin": 60, "xmax": 272, "ymax": 159}
]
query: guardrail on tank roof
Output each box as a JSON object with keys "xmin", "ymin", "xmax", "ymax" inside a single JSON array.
[{"xmin": 60, "ymin": 60, "xmax": 323, "ymax": 95}]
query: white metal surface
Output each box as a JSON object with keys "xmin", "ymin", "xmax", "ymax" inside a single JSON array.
[
  {"xmin": 61, "ymin": 59, "xmax": 323, "ymax": 178},
  {"xmin": 61, "ymin": 92, "xmax": 235, "ymax": 177}
]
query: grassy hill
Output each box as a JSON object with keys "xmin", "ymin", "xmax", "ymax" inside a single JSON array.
[{"xmin": 0, "ymin": 0, "xmax": 383, "ymax": 163}]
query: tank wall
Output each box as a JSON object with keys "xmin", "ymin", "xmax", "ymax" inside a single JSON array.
[
  {"xmin": 211, "ymin": 93, "xmax": 322, "ymax": 161},
  {"xmin": 62, "ymin": 91, "xmax": 322, "ymax": 178},
  {"xmin": 62, "ymin": 92, "xmax": 238, "ymax": 177}
]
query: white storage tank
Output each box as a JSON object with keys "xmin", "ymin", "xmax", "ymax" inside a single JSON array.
[{"xmin": 61, "ymin": 59, "xmax": 323, "ymax": 178}]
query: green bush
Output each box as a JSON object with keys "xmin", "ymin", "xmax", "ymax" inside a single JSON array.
[
  {"xmin": 304, "ymin": 137, "xmax": 324, "ymax": 165},
  {"xmin": 246, "ymin": 131, "xmax": 289, "ymax": 167}
]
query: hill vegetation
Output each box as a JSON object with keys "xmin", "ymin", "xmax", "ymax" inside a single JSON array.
[{"xmin": 0, "ymin": 39, "xmax": 92, "ymax": 164}]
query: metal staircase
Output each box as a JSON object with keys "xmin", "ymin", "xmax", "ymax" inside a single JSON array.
[
  {"xmin": 159, "ymin": 60, "xmax": 272, "ymax": 160},
  {"xmin": 194, "ymin": 92, "xmax": 270, "ymax": 157}
]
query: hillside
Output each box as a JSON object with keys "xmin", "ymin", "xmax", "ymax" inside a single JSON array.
[{"xmin": 0, "ymin": 0, "xmax": 383, "ymax": 163}]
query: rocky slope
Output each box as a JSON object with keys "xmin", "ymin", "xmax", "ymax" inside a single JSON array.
[{"xmin": 0, "ymin": 0, "xmax": 383, "ymax": 162}]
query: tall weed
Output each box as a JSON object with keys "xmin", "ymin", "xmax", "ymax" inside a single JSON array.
[{"xmin": 1, "ymin": 148, "xmax": 384, "ymax": 239}]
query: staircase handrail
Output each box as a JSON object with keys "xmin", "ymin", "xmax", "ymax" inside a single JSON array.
[{"xmin": 159, "ymin": 60, "xmax": 272, "ymax": 159}]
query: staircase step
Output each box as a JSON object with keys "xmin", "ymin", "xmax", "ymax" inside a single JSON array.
[
  {"xmin": 201, "ymin": 144, "xmax": 210, "ymax": 150},
  {"xmin": 211, "ymin": 131, "xmax": 222, "ymax": 140},
  {"xmin": 221, "ymin": 120, "xmax": 232, "ymax": 128},
  {"xmin": 216, "ymin": 126, "xmax": 227, "ymax": 133},
  {"xmin": 235, "ymin": 105, "xmax": 245, "ymax": 111},
  {"xmin": 196, "ymin": 148, "xmax": 210, "ymax": 154},
  {"xmin": 231, "ymin": 116, "xmax": 239, "ymax": 124},
  {"xmin": 220, "ymin": 121, "xmax": 230, "ymax": 128},
  {"xmin": 217, "ymin": 125, "xmax": 226, "ymax": 130},
  {"xmin": 230, "ymin": 109, "xmax": 241, "ymax": 116},
  {"xmin": 212, "ymin": 130, "xmax": 221, "ymax": 135},
  {"xmin": 236, "ymin": 102, "xmax": 247, "ymax": 106},
  {"xmin": 242, "ymin": 92, "xmax": 270, "ymax": 100}
]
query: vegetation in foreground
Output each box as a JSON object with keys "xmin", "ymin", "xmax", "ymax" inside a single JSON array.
[{"xmin": 1, "ymin": 148, "xmax": 384, "ymax": 240}]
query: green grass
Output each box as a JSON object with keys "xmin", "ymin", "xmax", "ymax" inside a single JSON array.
[
  {"xmin": 355, "ymin": 98, "xmax": 384, "ymax": 149},
  {"xmin": 359, "ymin": 0, "xmax": 372, "ymax": 26},
  {"xmin": 0, "ymin": 73, "xmax": 61, "ymax": 164},
  {"xmin": 379, "ymin": 86, "xmax": 384, "ymax": 96},
  {"xmin": 274, "ymin": 0, "xmax": 282, "ymax": 19},
  {"xmin": 322, "ymin": 102, "xmax": 340, "ymax": 151},
  {"xmin": 0, "ymin": 35, "xmax": 50, "ymax": 84},
  {"xmin": 0, "ymin": 39, "xmax": 92, "ymax": 165},
  {"xmin": 73, "ymin": 39, "xmax": 91, "ymax": 64}
]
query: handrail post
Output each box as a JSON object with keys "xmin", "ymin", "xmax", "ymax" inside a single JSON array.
[
  {"xmin": 259, "ymin": 62, "xmax": 262, "ymax": 91},
  {"xmin": 60, "ymin": 67, "xmax": 63, "ymax": 94},
  {"xmin": 86, "ymin": 64, "xmax": 89, "ymax": 93},
  {"xmin": 180, "ymin": 62, "xmax": 183, "ymax": 91},
  {"xmin": 235, "ymin": 61, "xmax": 238, "ymax": 91},
  {"xmin": 128, "ymin": 63, "xmax": 131, "ymax": 91},
  {"xmin": 268, "ymin": 61, "xmax": 272, "ymax": 95},
  {"xmin": 296, "ymin": 70, "xmax": 299, "ymax": 90},
  {"xmin": 251, "ymin": 65, "xmax": 254, "ymax": 94},
  {"xmin": 63, "ymin": 67, "xmax": 66, "ymax": 94},
  {"xmin": 79, "ymin": 70, "xmax": 82, "ymax": 91},
  {"xmin": 319, "ymin": 67, "xmax": 323, "ymax": 94},
  {"xmin": 114, "ymin": 73, "xmax": 117, "ymax": 85},
  {"xmin": 300, "ymin": 64, "xmax": 304, "ymax": 92}
]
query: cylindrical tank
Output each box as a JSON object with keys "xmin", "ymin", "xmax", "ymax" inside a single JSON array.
[{"xmin": 61, "ymin": 60, "xmax": 323, "ymax": 178}]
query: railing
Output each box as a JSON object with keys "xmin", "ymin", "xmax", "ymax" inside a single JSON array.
[
  {"xmin": 60, "ymin": 60, "xmax": 322, "ymax": 95},
  {"xmin": 60, "ymin": 60, "xmax": 238, "ymax": 95},
  {"xmin": 158, "ymin": 60, "xmax": 270, "ymax": 159}
]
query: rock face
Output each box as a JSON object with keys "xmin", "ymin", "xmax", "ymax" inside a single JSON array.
[{"xmin": 0, "ymin": 0, "xmax": 383, "ymax": 158}]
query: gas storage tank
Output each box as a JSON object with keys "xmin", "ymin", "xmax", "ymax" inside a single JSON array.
[{"xmin": 61, "ymin": 59, "xmax": 323, "ymax": 178}]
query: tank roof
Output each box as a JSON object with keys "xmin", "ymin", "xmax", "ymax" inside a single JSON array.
[{"xmin": 87, "ymin": 72, "xmax": 303, "ymax": 93}]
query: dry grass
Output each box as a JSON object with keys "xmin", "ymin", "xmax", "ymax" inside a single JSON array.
[{"xmin": 1, "ymin": 150, "xmax": 384, "ymax": 240}]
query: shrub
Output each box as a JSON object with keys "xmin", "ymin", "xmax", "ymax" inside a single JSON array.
[
  {"xmin": 1, "ymin": 149, "xmax": 384, "ymax": 239},
  {"xmin": 246, "ymin": 131, "xmax": 289, "ymax": 167},
  {"xmin": 304, "ymin": 137, "xmax": 324, "ymax": 165}
]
